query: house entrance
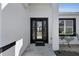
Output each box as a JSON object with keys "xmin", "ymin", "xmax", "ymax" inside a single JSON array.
[{"xmin": 30, "ymin": 18, "xmax": 48, "ymax": 46}]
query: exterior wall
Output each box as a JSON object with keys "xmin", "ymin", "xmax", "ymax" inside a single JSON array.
[
  {"xmin": 29, "ymin": 3, "xmax": 59, "ymax": 50},
  {"xmin": 19, "ymin": 4, "xmax": 30, "ymax": 56},
  {"xmin": 59, "ymin": 13, "xmax": 79, "ymax": 44},
  {"xmin": 1, "ymin": 3, "xmax": 30, "ymax": 56},
  {"xmin": 0, "ymin": 4, "xmax": 1, "ymax": 48},
  {"xmin": 52, "ymin": 4, "xmax": 59, "ymax": 50},
  {"xmin": 0, "ymin": 4, "xmax": 2, "ymax": 56}
]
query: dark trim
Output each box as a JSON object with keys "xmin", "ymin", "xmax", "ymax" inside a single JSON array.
[
  {"xmin": 59, "ymin": 18, "xmax": 76, "ymax": 36},
  {"xmin": 0, "ymin": 41, "xmax": 16, "ymax": 53},
  {"xmin": 30, "ymin": 17, "xmax": 48, "ymax": 43}
]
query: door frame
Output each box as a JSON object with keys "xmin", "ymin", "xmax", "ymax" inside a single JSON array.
[{"xmin": 30, "ymin": 17, "xmax": 48, "ymax": 43}]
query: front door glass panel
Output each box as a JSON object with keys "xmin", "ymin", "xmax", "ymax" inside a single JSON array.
[
  {"xmin": 32, "ymin": 20, "xmax": 36, "ymax": 40},
  {"xmin": 37, "ymin": 21, "xmax": 42, "ymax": 39}
]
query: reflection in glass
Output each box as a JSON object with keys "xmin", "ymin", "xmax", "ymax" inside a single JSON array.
[
  {"xmin": 66, "ymin": 20, "xmax": 73, "ymax": 34},
  {"xmin": 32, "ymin": 21, "xmax": 36, "ymax": 40},
  {"xmin": 43, "ymin": 20, "xmax": 47, "ymax": 40},
  {"xmin": 59, "ymin": 20, "xmax": 64, "ymax": 35},
  {"xmin": 37, "ymin": 21, "xmax": 42, "ymax": 39},
  {"xmin": 59, "ymin": 20, "xmax": 74, "ymax": 35}
]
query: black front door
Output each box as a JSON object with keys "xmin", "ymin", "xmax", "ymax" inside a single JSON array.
[{"xmin": 30, "ymin": 18, "xmax": 48, "ymax": 45}]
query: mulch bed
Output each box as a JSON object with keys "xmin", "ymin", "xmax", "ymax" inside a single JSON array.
[{"xmin": 54, "ymin": 50, "xmax": 79, "ymax": 56}]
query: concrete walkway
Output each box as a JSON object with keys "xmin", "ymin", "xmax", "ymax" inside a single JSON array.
[{"xmin": 22, "ymin": 44, "xmax": 56, "ymax": 56}]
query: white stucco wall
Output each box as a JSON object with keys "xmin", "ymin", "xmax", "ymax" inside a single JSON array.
[
  {"xmin": 52, "ymin": 4, "xmax": 59, "ymax": 50},
  {"xmin": 1, "ymin": 3, "xmax": 30, "ymax": 56},
  {"xmin": 19, "ymin": 4, "xmax": 30, "ymax": 56},
  {"xmin": 29, "ymin": 3, "xmax": 59, "ymax": 50},
  {"xmin": 0, "ymin": 4, "xmax": 2, "ymax": 56},
  {"xmin": 59, "ymin": 13, "xmax": 79, "ymax": 44},
  {"xmin": 0, "ymin": 4, "xmax": 1, "ymax": 48}
]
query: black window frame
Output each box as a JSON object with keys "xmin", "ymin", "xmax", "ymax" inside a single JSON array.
[{"xmin": 59, "ymin": 18, "xmax": 76, "ymax": 36}]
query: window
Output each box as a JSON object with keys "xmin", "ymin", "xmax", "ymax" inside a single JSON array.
[{"xmin": 59, "ymin": 18, "xmax": 76, "ymax": 36}]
